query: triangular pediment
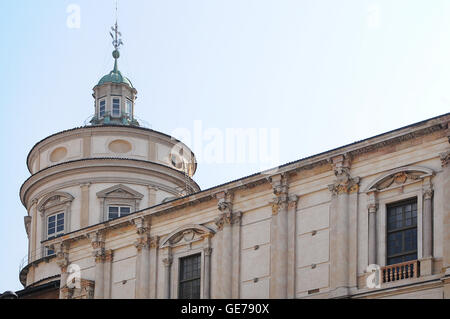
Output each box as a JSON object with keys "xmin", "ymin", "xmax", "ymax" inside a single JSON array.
[{"xmin": 96, "ymin": 184, "xmax": 144, "ymax": 199}]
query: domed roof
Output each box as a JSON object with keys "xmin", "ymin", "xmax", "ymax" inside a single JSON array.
[
  {"xmin": 97, "ymin": 69, "xmax": 134, "ymax": 88},
  {"xmin": 96, "ymin": 50, "xmax": 134, "ymax": 89}
]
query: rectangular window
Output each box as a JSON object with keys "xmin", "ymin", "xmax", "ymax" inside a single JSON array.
[
  {"xmin": 47, "ymin": 212, "xmax": 65, "ymax": 255},
  {"xmin": 112, "ymin": 98, "xmax": 120, "ymax": 116},
  {"xmin": 108, "ymin": 206, "xmax": 131, "ymax": 220},
  {"xmin": 386, "ymin": 198, "xmax": 418, "ymax": 265},
  {"xmin": 126, "ymin": 100, "xmax": 132, "ymax": 115},
  {"xmin": 178, "ymin": 254, "xmax": 201, "ymax": 299},
  {"xmin": 99, "ymin": 100, "xmax": 106, "ymax": 118}
]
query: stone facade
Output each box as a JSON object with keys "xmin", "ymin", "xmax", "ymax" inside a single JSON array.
[{"xmin": 18, "ymin": 111, "xmax": 450, "ymax": 299}]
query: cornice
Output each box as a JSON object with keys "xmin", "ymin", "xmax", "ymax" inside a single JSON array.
[
  {"xmin": 26, "ymin": 125, "xmax": 198, "ymax": 175},
  {"xmin": 20, "ymin": 158, "xmax": 200, "ymax": 208},
  {"xmin": 39, "ymin": 113, "xmax": 450, "ymax": 249}
]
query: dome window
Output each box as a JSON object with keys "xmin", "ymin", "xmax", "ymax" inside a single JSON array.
[
  {"xmin": 126, "ymin": 99, "xmax": 133, "ymax": 116},
  {"xmin": 112, "ymin": 98, "xmax": 121, "ymax": 117},
  {"xmin": 99, "ymin": 99, "xmax": 106, "ymax": 118}
]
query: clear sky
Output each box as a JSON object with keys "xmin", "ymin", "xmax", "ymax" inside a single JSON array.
[{"xmin": 0, "ymin": 0, "xmax": 449, "ymax": 292}]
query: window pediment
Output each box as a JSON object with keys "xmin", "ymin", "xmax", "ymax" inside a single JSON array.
[
  {"xmin": 38, "ymin": 192, "xmax": 74, "ymax": 213},
  {"xmin": 365, "ymin": 166, "xmax": 434, "ymax": 193},
  {"xmin": 96, "ymin": 184, "xmax": 144, "ymax": 200},
  {"xmin": 160, "ymin": 224, "xmax": 214, "ymax": 248}
]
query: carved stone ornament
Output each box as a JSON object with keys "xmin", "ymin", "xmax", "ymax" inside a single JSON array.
[
  {"xmin": 328, "ymin": 176, "xmax": 360, "ymax": 196},
  {"xmin": 24, "ymin": 216, "xmax": 32, "ymax": 238},
  {"xmin": 440, "ymin": 150, "xmax": 450, "ymax": 168},
  {"xmin": 160, "ymin": 224, "xmax": 215, "ymax": 248},
  {"xmin": 215, "ymin": 211, "xmax": 241, "ymax": 230},
  {"xmin": 423, "ymin": 188, "xmax": 434, "ymax": 200}
]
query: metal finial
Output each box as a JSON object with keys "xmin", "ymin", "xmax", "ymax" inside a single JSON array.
[{"xmin": 109, "ymin": 0, "xmax": 123, "ymax": 53}]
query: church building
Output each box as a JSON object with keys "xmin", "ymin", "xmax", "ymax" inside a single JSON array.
[{"xmin": 16, "ymin": 21, "xmax": 450, "ymax": 299}]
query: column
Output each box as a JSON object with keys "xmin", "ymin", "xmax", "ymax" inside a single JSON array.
[
  {"xmin": 440, "ymin": 150, "xmax": 450, "ymax": 277},
  {"xmin": 80, "ymin": 183, "xmax": 90, "ymax": 228},
  {"xmin": 134, "ymin": 217, "xmax": 151, "ymax": 299},
  {"xmin": 328, "ymin": 155, "xmax": 360, "ymax": 298},
  {"xmin": 90, "ymin": 231, "xmax": 105, "ymax": 299},
  {"xmin": 423, "ymin": 187, "xmax": 434, "ymax": 258},
  {"xmin": 287, "ymin": 195, "xmax": 298, "ymax": 299},
  {"xmin": 231, "ymin": 212, "xmax": 241, "ymax": 298},
  {"xmin": 163, "ymin": 253, "xmax": 173, "ymax": 299},
  {"xmin": 104, "ymin": 250, "xmax": 113, "ymax": 299},
  {"xmin": 203, "ymin": 235, "xmax": 213, "ymax": 299},
  {"xmin": 270, "ymin": 174, "xmax": 289, "ymax": 299},
  {"xmin": 149, "ymin": 236, "xmax": 159, "ymax": 299},
  {"xmin": 215, "ymin": 192, "xmax": 235, "ymax": 298},
  {"xmin": 367, "ymin": 201, "xmax": 378, "ymax": 266}
]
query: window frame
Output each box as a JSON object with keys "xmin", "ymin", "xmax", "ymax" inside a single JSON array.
[
  {"xmin": 111, "ymin": 97, "xmax": 121, "ymax": 117},
  {"xmin": 99, "ymin": 99, "xmax": 106, "ymax": 118},
  {"xmin": 107, "ymin": 205, "xmax": 132, "ymax": 221},
  {"xmin": 178, "ymin": 253, "xmax": 202, "ymax": 299},
  {"xmin": 125, "ymin": 99, "xmax": 133, "ymax": 116},
  {"xmin": 386, "ymin": 198, "xmax": 418, "ymax": 265},
  {"xmin": 46, "ymin": 211, "xmax": 65, "ymax": 255}
]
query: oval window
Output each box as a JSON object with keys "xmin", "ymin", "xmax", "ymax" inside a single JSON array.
[
  {"xmin": 170, "ymin": 154, "xmax": 183, "ymax": 169},
  {"xmin": 50, "ymin": 147, "xmax": 68, "ymax": 163},
  {"xmin": 108, "ymin": 139, "xmax": 132, "ymax": 154}
]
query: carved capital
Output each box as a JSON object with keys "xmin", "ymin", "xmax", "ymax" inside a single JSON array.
[
  {"xmin": 215, "ymin": 211, "xmax": 241, "ymax": 230},
  {"xmin": 328, "ymin": 176, "xmax": 360, "ymax": 196},
  {"xmin": 163, "ymin": 257, "xmax": 173, "ymax": 267},
  {"xmin": 288, "ymin": 195, "xmax": 299, "ymax": 210},
  {"xmin": 218, "ymin": 199, "xmax": 233, "ymax": 214},
  {"xmin": 271, "ymin": 195, "xmax": 288, "ymax": 215},
  {"xmin": 367, "ymin": 203, "xmax": 378, "ymax": 214},
  {"xmin": 440, "ymin": 151, "xmax": 450, "ymax": 168},
  {"xmin": 203, "ymin": 247, "xmax": 213, "ymax": 257},
  {"xmin": 89, "ymin": 231, "xmax": 105, "ymax": 250},
  {"xmin": 104, "ymin": 250, "xmax": 114, "ymax": 263},
  {"xmin": 149, "ymin": 236, "xmax": 159, "ymax": 249},
  {"xmin": 423, "ymin": 188, "xmax": 434, "ymax": 200},
  {"xmin": 133, "ymin": 217, "xmax": 150, "ymax": 235},
  {"xmin": 134, "ymin": 235, "xmax": 151, "ymax": 251},
  {"xmin": 54, "ymin": 242, "xmax": 69, "ymax": 271},
  {"xmin": 93, "ymin": 249, "xmax": 106, "ymax": 263}
]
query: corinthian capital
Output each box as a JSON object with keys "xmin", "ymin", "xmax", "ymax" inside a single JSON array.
[{"xmin": 440, "ymin": 150, "xmax": 450, "ymax": 168}]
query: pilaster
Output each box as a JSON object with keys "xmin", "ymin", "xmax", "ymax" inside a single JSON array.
[
  {"xmin": 440, "ymin": 150, "xmax": 450, "ymax": 276},
  {"xmin": 133, "ymin": 217, "xmax": 151, "ymax": 299},
  {"xmin": 327, "ymin": 154, "xmax": 360, "ymax": 298},
  {"xmin": 89, "ymin": 231, "xmax": 106, "ymax": 299},
  {"xmin": 269, "ymin": 173, "xmax": 289, "ymax": 299}
]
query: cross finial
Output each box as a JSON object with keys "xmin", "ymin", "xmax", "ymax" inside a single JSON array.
[{"xmin": 110, "ymin": 0, "xmax": 123, "ymax": 53}]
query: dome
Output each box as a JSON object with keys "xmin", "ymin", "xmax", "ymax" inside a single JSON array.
[
  {"xmin": 96, "ymin": 50, "xmax": 134, "ymax": 89},
  {"xmin": 97, "ymin": 69, "xmax": 134, "ymax": 88}
]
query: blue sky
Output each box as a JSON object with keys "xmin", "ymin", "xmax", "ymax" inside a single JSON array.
[{"xmin": 0, "ymin": 0, "xmax": 449, "ymax": 292}]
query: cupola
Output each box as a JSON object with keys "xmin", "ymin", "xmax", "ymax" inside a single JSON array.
[{"xmin": 91, "ymin": 22, "xmax": 139, "ymax": 126}]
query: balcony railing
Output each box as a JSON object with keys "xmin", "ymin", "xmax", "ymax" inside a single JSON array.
[{"xmin": 381, "ymin": 260, "xmax": 420, "ymax": 283}]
